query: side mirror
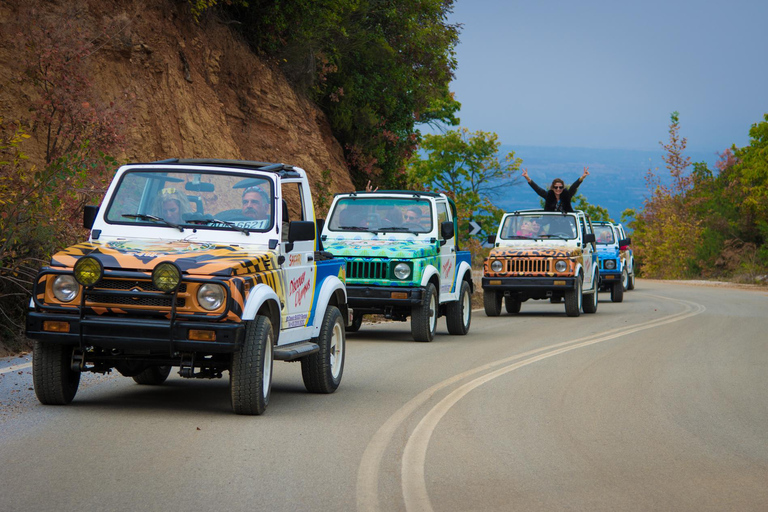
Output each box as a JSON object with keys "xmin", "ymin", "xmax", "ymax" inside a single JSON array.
[
  {"xmin": 83, "ymin": 205, "xmax": 99, "ymax": 229},
  {"xmin": 288, "ymin": 220, "xmax": 315, "ymax": 243},
  {"xmin": 619, "ymin": 237, "xmax": 631, "ymax": 247},
  {"xmin": 440, "ymin": 221, "xmax": 455, "ymax": 240},
  {"xmin": 487, "ymin": 234, "xmax": 497, "ymax": 244},
  {"xmin": 583, "ymin": 233, "xmax": 596, "ymax": 244}
]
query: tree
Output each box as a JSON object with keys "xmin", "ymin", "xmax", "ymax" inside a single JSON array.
[
  {"xmin": 633, "ymin": 112, "xmax": 702, "ymax": 278},
  {"xmin": 406, "ymin": 128, "xmax": 522, "ymax": 244},
  {"xmin": 572, "ymin": 194, "xmax": 610, "ymax": 222}
]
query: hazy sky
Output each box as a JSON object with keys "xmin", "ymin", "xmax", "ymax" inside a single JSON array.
[{"xmin": 446, "ymin": 0, "xmax": 768, "ymax": 152}]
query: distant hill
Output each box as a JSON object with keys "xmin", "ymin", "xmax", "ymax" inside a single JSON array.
[{"xmin": 492, "ymin": 145, "xmax": 722, "ymax": 224}]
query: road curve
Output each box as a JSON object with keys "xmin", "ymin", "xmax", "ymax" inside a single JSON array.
[{"xmin": 1, "ymin": 280, "xmax": 767, "ymax": 512}]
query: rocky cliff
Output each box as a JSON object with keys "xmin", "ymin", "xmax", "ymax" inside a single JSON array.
[{"xmin": 0, "ymin": 0, "xmax": 354, "ymax": 201}]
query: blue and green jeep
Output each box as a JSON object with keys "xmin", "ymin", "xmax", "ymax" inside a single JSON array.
[{"xmin": 321, "ymin": 191, "xmax": 473, "ymax": 342}]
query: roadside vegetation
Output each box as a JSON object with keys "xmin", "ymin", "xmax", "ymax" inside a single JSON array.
[{"xmin": 623, "ymin": 112, "xmax": 768, "ymax": 283}]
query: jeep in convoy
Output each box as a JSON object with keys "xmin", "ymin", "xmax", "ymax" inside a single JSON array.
[
  {"xmin": 593, "ymin": 221, "xmax": 632, "ymax": 302},
  {"xmin": 483, "ymin": 209, "xmax": 599, "ymax": 317},
  {"xmin": 614, "ymin": 222, "xmax": 636, "ymax": 290},
  {"xmin": 26, "ymin": 159, "xmax": 347, "ymax": 415},
  {"xmin": 321, "ymin": 191, "xmax": 473, "ymax": 342}
]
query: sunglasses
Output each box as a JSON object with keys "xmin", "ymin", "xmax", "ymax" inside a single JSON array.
[
  {"xmin": 242, "ymin": 199, "xmax": 262, "ymax": 205},
  {"xmin": 405, "ymin": 214, "xmax": 418, "ymax": 221},
  {"xmin": 553, "ymin": 185, "xmax": 564, "ymax": 190},
  {"xmin": 161, "ymin": 187, "xmax": 177, "ymax": 195}
]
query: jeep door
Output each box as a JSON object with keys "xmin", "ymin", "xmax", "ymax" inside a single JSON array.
[
  {"xmin": 280, "ymin": 180, "xmax": 315, "ymax": 329},
  {"xmin": 436, "ymin": 200, "xmax": 457, "ymax": 302},
  {"xmin": 580, "ymin": 215, "xmax": 597, "ymax": 287}
]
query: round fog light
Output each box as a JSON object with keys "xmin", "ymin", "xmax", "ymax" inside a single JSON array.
[
  {"xmin": 152, "ymin": 262, "xmax": 182, "ymax": 292},
  {"xmin": 74, "ymin": 256, "xmax": 103, "ymax": 287}
]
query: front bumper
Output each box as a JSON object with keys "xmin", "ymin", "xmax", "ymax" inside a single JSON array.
[
  {"xmin": 26, "ymin": 311, "xmax": 245, "ymax": 353},
  {"xmin": 482, "ymin": 276, "xmax": 577, "ymax": 291},
  {"xmin": 346, "ymin": 285, "xmax": 424, "ymax": 309}
]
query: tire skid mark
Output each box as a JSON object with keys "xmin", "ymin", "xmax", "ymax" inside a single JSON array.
[{"xmin": 356, "ymin": 295, "xmax": 705, "ymax": 512}]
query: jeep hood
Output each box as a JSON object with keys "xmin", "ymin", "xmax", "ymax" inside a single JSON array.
[
  {"xmin": 324, "ymin": 238, "xmax": 436, "ymax": 259},
  {"xmin": 490, "ymin": 245, "xmax": 583, "ymax": 258},
  {"xmin": 50, "ymin": 240, "xmax": 276, "ymax": 276}
]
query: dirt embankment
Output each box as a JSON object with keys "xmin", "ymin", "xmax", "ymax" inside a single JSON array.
[{"xmin": 0, "ymin": 0, "xmax": 354, "ymax": 195}]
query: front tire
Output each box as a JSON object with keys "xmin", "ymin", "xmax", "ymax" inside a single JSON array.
[
  {"xmin": 302, "ymin": 306, "xmax": 345, "ymax": 393},
  {"xmin": 133, "ymin": 365, "xmax": 172, "ymax": 385},
  {"xmin": 446, "ymin": 280, "xmax": 472, "ymax": 335},
  {"xmin": 483, "ymin": 289, "xmax": 502, "ymax": 316},
  {"xmin": 564, "ymin": 275, "xmax": 582, "ymax": 317},
  {"xmin": 33, "ymin": 341, "xmax": 80, "ymax": 405},
  {"xmin": 230, "ymin": 316, "xmax": 273, "ymax": 415},
  {"xmin": 412, "ymin": 282, "xmax": 438, "ymax": 342}
]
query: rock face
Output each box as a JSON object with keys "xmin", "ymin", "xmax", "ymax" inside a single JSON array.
[{"xmin": 0, "ymin": 0, "xmax": 354, "ymax": 202}]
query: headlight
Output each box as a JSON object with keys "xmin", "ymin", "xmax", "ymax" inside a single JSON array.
[
  {"xmin": 604, "ymin": 260, "xmax": 616, "ymax": 270},
  {"xmin": 491, "ymin": 260, "xmax": 503, "ymax": 272},
  {"xmin": 393, "ymin": 262, "xmax": 411, "ymax": 280},
  {"xmin": 74, "ymin": 256, "xmax": 102, "ymax": 287},
  {"xmin": 555, "ymin": 260, "xmax": 568, "ymax": 272},
  {"xmin": 197, "ymin": 283, "xmax": 225, "ymax": 310},
  {"xmin": 52, "ymin": 275, "xmax": 79, "ymax": 302},
  {"xmin": 152, "ymin": 262, "xmax": 182, "ymax": 292}
]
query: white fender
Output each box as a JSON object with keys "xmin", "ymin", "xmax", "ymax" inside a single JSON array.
[
  {"xmin": 310, "ymin": 275, "xmax": 347, "ymax": 337},
  {"xmin": 241, "ymin": 283, "xmax": 281, "ymax": 321},
  {"xmin": 456, "ymin": 261, "xmax": 472, "ymax": 290},
  {"xmin": 420, "ymin": 265, "xmax": 440, "ymax": 288}
]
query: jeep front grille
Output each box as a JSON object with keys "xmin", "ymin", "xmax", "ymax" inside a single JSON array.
[
  {"xmin": 85, "ymin": 278, "xmax": 187, "ymax": 308},
  {"xmin": 507, "ymin": 258, "xmax": 551, "ymax": 273},
  {"xmin": 347, "ymin": 260, "xmax": 388, "ymax": 280}
]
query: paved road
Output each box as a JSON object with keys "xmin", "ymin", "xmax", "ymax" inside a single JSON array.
[{"xmin": 1, "ymin": 280, "xmax": 767, "ymax": 511}]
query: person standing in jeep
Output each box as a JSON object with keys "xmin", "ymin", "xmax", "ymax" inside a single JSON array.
[{"xmin": 521, "ymin": 167, "xmax": 590, "ymax": 213}]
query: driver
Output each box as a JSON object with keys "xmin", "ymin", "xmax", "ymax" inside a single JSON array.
[
  {"xmin": 403, "ymin": 206, "xmax": 425, "ymax": 228},
  {"xmin": 242, "ymin": 186, "xmax": 269, "ymax": 220}
]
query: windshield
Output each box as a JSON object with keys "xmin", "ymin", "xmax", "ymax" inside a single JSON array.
[
  {"xmin": 594, "ymin": 225, "xmax": 616, "ymax": 244},
  {"xmin": 500, "ymin": 214, "xmax": 578, "ymax": 240},
  {"xmin": 327, "ymin": 197, "xmax": 433, "ymax": 234},
  {"xmin": 105, "ymin": 169, "xmax": 274, "ymax": 232}
]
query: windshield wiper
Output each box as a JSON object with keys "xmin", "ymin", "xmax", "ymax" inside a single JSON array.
[
  {"xmin": 122, "ymin": 213, "xmax": 184, "ymax": 232},
  {"xmin": 338, "ymin": 226, "xmax": 375, "ymax": 232},
  {"xmin": 539, "ymin": 234, "xmax": 569, "ymax": 239},
  {"xmin": 375, "ymin": 226, "xmax": 410, "ymax": 232},
  {"xmin": 187, "ymin": 218, "xmax": 250, "ymax": 236}
]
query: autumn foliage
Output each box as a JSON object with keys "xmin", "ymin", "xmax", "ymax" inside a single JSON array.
[{"xmin": 0, "ymin": 8, "xmax": 127, "ymax": 348}]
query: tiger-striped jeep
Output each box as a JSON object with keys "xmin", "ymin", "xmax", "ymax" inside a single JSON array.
[
  {"xmin": 26, "ymin": 159, "xmax": 347, "ymax": 415},
  {"xmin": 483, "ymin": 210, "xmax": 599, "ymax": 317}
]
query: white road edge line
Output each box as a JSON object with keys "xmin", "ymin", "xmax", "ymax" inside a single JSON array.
[
  {"xmin": 0, "ymin": 362, "xmax": 32, "ymax": 375},
  {"xmin": 400, "ymin": 296, "xmax": 705, "ymax": 512}
]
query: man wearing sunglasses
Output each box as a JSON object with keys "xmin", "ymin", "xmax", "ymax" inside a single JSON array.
[{"xmin": 521, "ymin": 166, "xmax": 590, "ymax": 213}]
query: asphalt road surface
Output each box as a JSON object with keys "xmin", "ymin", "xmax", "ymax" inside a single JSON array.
[{"xmin": 1, "ymin": 280, "xmax": 767, "ymax": 512}]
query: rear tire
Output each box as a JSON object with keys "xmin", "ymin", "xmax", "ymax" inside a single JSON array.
[
  {"xmin": 446, "ymin": 280, "xmax": 472, "ymax": 335},
  {"xmin": 583, "ymin": 274, "xmax": 599, "ymax": 314},
  {"xmin": 483, "ymin": 289, "xmax": 502, "ymax": 317},
  {"xmin": 565, "ymin": 275, "xmax": 582, "ymax": 317},
  {"xmin": 33, "ymin": 341, "xmax": 80, "ymax": 405},
  {"xmin": 412, "ymin": 283, "xmax": 438, "ymax": 342},
  {"xmin": 346, "ymin": 311, "xmax": 363, "ymax": 333},
  {"xmin": 133, "ymin": 365, "xmax": 172, "ymax": 385},
  {"xmin": 230, "ymin": 316, "xmax": 273, "ymax": 415},
  {"xmin": 302, "ymin": 306, "xmax": 345, "ymax": 393},
  {"xmin": 504, "ymin": 296, "xmax": 521, "ymax": 314}
]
